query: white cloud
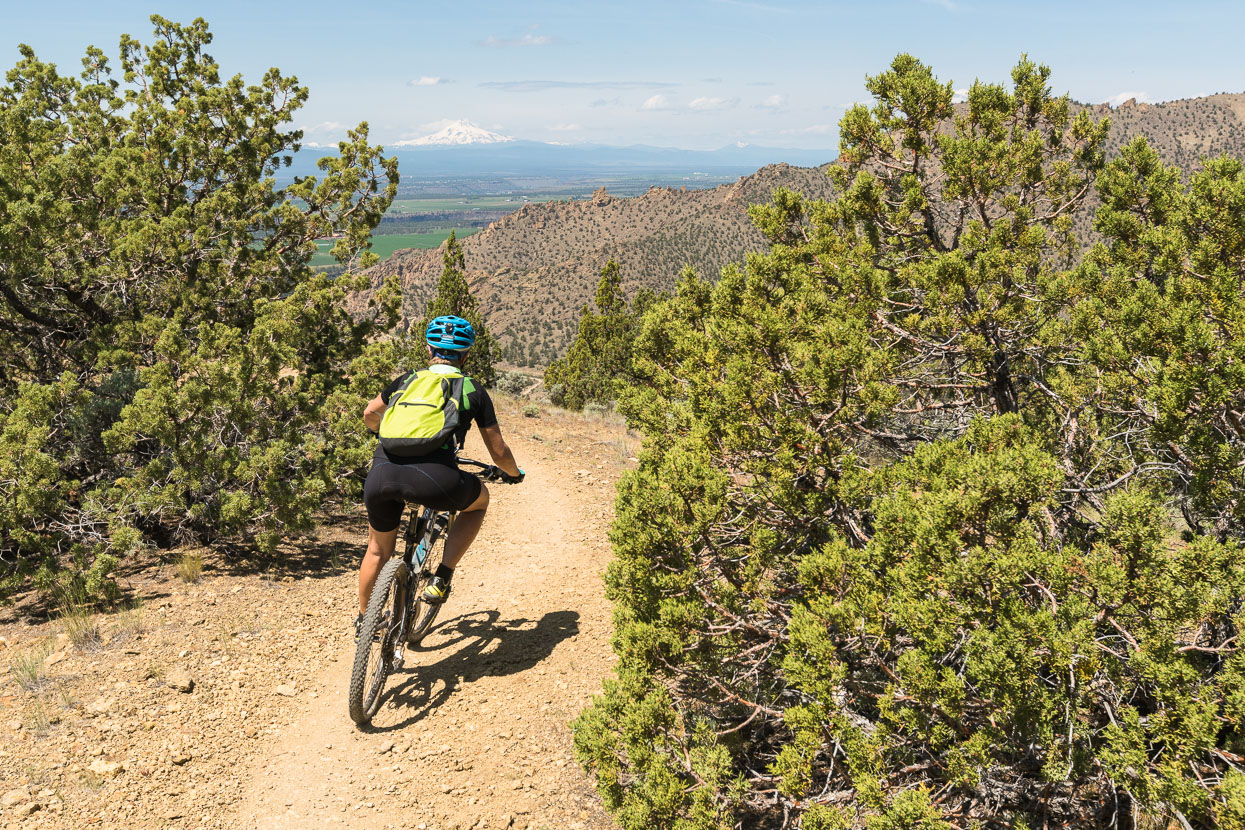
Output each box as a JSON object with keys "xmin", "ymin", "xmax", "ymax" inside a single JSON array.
[
  {"xmin": 952, "ymin": 88, "xmax": 969, "ymax": 103},
  {"xmin": 549, "ymin": 122, "xmax": 581, "ymax": 131},
  {"xmin": 756, "ymin": 93, "xmax": 787, "ymax": 109},
  {"xmin": 689, "ymin": 96, "xmax": 738, "ymax": 111},
  {"xmin": 641, "ymin": 94, "xmax": 675, "ymax": 111},
  {"xmin": 781, "ymin": 124, "xmax": 835, "ymax": 136},
  {"xmin": 481, "ymin": 33, "xmax": 554, "ymax": 47},
  {"xmin": 919, "ymin": 0, "xmax": 960, "ymax": 11},
  {"xmin": 299, "ymin": 121, "xmax": 347, "ymax": 141},
  {"xmin": 590, "ymin": 96, "xmax": 623, "ymax": 108},
  {"xmin": 409, "ymin": 76, "xmax": 450, "ymax": 87},
  {"xmin": 483, "ymin": 80, "xmax": 674, "ymax": 92},
  {"xmin": 1102, "ymin": 90, "xmax": 1151, "ymax": 107}
]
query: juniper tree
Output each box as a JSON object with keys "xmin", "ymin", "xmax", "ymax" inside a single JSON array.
[
  {"xmin": 574, "ymin": 54, "xmax": 1245, "ymax": 829},
  {"xmin": 420, "ymin": 230, "xmax": 496, "ymax": 385},
  {"xmin": 0, "ymin": 17, "xmax": 399, "ymax": 599},
  {"xmin": 544, "ymin": 258, "xmax": 657, "ymax": 409}
]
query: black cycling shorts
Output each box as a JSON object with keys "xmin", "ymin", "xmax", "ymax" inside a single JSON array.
[{"xmin": 363, "ymin": 459, "xmax": 483, "ymax": 532}]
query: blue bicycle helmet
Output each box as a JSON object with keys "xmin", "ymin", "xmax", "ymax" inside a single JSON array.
[{"xmin": 426, "ymin": 315, "xmax": 476, "ymax": 352}]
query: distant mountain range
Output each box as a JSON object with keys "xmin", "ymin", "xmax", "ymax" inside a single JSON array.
[{"xmin": 296, "ymin": 120, "xmax": 833, "ymax": 178}]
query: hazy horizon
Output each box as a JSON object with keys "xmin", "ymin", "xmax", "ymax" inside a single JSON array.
[{"xmin": 6, "ymin": 0, "xmax": 1242, "ymax": 152}]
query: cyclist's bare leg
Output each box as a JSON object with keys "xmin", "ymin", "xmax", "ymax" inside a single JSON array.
[
  {"xmin": 358, "ymin": 525, "xmax": 399, "ymax": 615},
  {"xmin": 441, "ymin": 484, "xmax": 490, "ymax": 569}
]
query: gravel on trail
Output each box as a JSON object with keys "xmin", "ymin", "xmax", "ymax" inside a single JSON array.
[{"xmin": 0, "ymin": 400, "xmax": 633, "ymax": 830}]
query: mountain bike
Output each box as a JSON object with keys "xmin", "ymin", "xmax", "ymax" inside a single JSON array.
[{"xmin": 348, "ymin": 457, "xmax": 516, "ymax": 726}]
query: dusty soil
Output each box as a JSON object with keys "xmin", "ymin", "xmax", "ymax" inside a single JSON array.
[{"xmin": 0, "ymin": 398, "xmax": 636, "ymax": 830}]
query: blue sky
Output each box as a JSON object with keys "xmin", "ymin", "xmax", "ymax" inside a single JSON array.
[{"xmin": 4, "ymin": 1, "xmax": 1242, "ymax": 150}]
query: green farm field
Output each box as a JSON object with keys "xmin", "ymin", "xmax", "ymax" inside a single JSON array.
[
  {"xmin": 387, "ymin": 194, "xmax": 568, "ymax": 213},
  {"xmin": 310, "ymin": 229, "xmax": 478, "ymax": 266}
]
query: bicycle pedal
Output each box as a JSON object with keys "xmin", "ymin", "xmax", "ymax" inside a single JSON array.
[{"xmin": 392, "ymin": 643, "xmax": 405, "ymax": 670}]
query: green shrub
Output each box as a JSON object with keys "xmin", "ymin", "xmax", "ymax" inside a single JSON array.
[
  {"xmin": 494, "ymin": 370, "xmax": 535, "ymax": 396},
  {"xmin": 575, "ymin": 53, "xmax": 1245, "ymax": 828},
  {"xmin": 545, "ymin": 259, "xmax": 661, "ymax": 410},
  {"xmin": 0, "ymin": 16, "xmax": 399, "ymax": 597}
]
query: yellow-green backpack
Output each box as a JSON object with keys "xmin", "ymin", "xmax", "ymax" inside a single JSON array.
[{"xmin": 378, "ymin": 369, "xmax": 474, "ymax": 456}]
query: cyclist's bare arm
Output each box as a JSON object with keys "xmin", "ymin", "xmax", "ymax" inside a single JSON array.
[
  {"xmin": 363, "ymin": 394, "xmax": 386, "ymax": 432},
  {"xmin": 479, "ymin": 424, "xmax": 521, "ymax": 478}
]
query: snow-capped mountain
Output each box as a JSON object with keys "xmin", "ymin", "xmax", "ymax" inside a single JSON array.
[
  {"xmin": 286, "ymin": 126, "xmax": 832, "ymax": 180},
  {"xmin": 395, "ymin": 121, "xmax": 514, "ymax": 147}
]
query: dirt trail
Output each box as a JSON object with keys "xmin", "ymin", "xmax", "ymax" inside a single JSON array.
[
  {"xmin": 229, "ymin": 436, "xmax": 618, "ymax": 830},
  {"xmin": 0, "ymin": 402, "xmax": 631, "ymax": 830}
]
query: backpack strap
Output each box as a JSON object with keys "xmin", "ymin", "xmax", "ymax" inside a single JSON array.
[
  {"xmin": 443, "ymin": 375, "xmax": 467, "ymax": 451},
  {"xmin": 388, "ymin": 370, "xmax": 419, "ymax": 401}
]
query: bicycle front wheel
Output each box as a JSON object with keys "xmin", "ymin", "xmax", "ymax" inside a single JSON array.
[{"xmin": 348, "ymin": 557, "xmax": 409, "ymax": 725}]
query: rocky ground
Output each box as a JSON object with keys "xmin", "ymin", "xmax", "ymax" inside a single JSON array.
[{"xmin": 0, "ymin": 397, "xmax": 636, "ymax": 830}]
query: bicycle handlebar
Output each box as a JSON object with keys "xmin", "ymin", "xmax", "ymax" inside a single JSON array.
[{"xmin": 458, "ymin": 457, "xmax": 524, "ymax": 484}]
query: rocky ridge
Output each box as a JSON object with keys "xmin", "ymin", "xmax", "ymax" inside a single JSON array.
[{"xmin": 357, "ymin": 92, "xmax": 1245, "ymax": 366}]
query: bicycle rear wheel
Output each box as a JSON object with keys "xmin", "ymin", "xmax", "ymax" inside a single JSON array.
[{"xmin": 348, "ymin": 557, "xmax": 409, "ymax": 725}]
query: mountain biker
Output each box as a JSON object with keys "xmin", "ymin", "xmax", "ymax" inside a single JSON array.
[{"xmin": 357, "ymin": 315, "xmax": 523, "ymax": 633}]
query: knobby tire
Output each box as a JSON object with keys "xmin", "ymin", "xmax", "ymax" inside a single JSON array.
[{"xmin": 348, "ymin": 557, "xmax": 409, "ymax": 725}]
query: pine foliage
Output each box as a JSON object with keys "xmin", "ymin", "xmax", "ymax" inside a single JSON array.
[
  {"xmin": 0, "ymin": 17, "xmax": 401, "ymax": 599},
  {"xmin": 544, "ymin": 259, "xmax": 658, "ymax": 410},
  {"xmin": 573, "ymin": 54, "xmax": 1245, "ymax": 828},
  {"xmin": 419, "ymin": 230, "xmax": 497, "ymax": 386}
]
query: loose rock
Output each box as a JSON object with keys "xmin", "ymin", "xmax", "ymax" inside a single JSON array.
[
  {"xmin": 86, "ymin": 696, "xmax": 115, "ymax": 714},
  {"xmin": 88, "ymin": 759, "xmax": 124, "ymax": 778},
  {"xmin": 166, "ymin": 666, "xmax": 195, "ymax": 693}
]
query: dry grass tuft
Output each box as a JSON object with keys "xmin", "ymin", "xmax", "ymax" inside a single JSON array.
[
  {"xmin": 62, "ymin": 608, "xmax": 102, "ymax": 651},
  {"xmin": 10, "ymin": 642, "xmax": 53, "ymax": 692},
  {"xmin": 112, "ymin": 600, "xmax": 146, "ymax": 642},
  {"xmin": 59, "ymin": 589, "xmax": 103, "ymax": 651},
  {"xmin": 176, "ymin": 550, "xmax": 204, "ymax": 583}
]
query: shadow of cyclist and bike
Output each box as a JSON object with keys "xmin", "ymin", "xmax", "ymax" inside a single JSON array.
[{"xmin": 360, "ymin": 608, "xmax": 580, "ymax": 733}]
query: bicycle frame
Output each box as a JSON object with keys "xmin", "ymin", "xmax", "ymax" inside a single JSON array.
[{"xmin": 404, "ymin": 507, "xmax": 454, "ymax": 572}]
